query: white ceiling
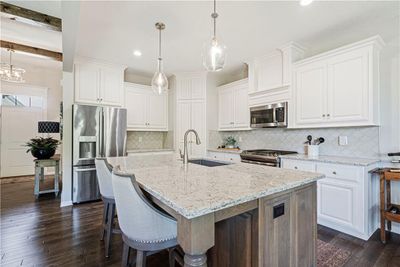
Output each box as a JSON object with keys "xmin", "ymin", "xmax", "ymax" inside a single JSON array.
[{"xmin": 75, "ymin": 1, "xmax": 399, "ymax": 77}]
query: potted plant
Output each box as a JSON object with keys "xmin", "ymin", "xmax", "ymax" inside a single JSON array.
[
  {"xmin": 225, "ymin": 136, "xmax": 237, "ymax": 149},
  {"xmin": 25, "ymin": 137, "xmax": 60, "ymax": 160}
]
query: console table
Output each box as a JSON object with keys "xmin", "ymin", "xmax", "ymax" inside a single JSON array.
[{"xmin": 34, "ymin": 156, "xmax": 60, "ymax": 198}]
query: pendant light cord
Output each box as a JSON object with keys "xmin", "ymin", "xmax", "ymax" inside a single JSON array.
[
  {"xmin": 212, "ymin": 0, "xmax": 218, "ymax": 39},
  {"xmin": 158, "ymin": 28, "xmax": 162, "ymax": 60}
]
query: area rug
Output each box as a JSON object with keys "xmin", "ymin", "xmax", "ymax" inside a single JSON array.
[{"xmin": 317, "ymin": 239, "xmax": 351, "ymax": 267}]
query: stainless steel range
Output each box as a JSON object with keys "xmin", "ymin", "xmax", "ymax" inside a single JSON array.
[{"xmin": 240, "ymin": 149, "xmax": 297, "ymax": 167}]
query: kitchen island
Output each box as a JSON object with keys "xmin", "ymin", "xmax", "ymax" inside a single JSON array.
[{"xmin": 107, "ymin": 153, "xmax": 324, "ymax": 267}]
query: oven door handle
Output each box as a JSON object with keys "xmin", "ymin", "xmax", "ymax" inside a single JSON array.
[
  {"xmin": 75, "ymin": 167, "xmax": 97, "ymax": 172},
  {"xmin": 241, "ymin": 159, "xmax": 277, "ymax": 167}
]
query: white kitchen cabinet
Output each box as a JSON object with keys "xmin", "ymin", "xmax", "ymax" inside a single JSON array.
[
  {"xmin": 172, "ymin": 73, "xmax": 207, "ymax": 158},
  {"xmin": 247, "ymin": 43, "xmax": 305, "ymax": 94},
  {"xmin": 74, "ymin": 62, "xmax": 99, "ymax": 105},
  {"xmin": 292, "ymin": 36, "xmax": 384, "ymax": 128},
  {"xmin": 294, "ymin": 61, "xmax": 327, "ymax": 125},
  {"xmin": 207, "ymin": 150, "xmax": 241, "ymax": 163},
  {"xmin": 218, "ymin": 79, "xmax": 250, "ymax": 131},
  {"xmin": 280, "ymin": 158, "xmax": 379, "ymax": 240},
  {"xmin": 176, "ymin": 100, "xmax": 206, "ymax": 157},
  {"xmin": 124, "ymin": 83, "xmax": 168, "ymax": 131},
  {"xmin": 74, "ymin": 59, "xmax": 125, "ymax": 106},
  {"xmin": 281, "ymin": 159, "xmax": 316, "ymax": 172},
  {"xmin": 100, "ymin": 65, "xmax": 124, "ymax": 106}
]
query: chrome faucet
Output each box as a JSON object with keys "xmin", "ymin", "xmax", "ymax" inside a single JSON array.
[{"xmin": 180, "ymin": 129, "xmax": 201, "ymax": 164}]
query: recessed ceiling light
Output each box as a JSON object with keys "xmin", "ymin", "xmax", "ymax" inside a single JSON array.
[
  {"xmin": 300, "ymin": 0, "xmax": 313, "ymax": 6},
  {"xmin": 133, "ymin": 50, "xmax": 142, "ymax": 57}
]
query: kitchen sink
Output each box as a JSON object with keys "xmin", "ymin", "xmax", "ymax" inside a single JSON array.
[{"xmin": 188, "ymin": 159, "xmax": 230, "ymax": 167}]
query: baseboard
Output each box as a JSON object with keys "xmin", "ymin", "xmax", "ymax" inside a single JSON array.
[{"xmin": 60, "ymin": 200, "xmax": 73, "ymax": 207}]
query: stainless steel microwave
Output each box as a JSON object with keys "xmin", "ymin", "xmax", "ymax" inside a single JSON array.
[{"xmin": 250, "ymin": 102, "xmax": 288, "ymax": 128}]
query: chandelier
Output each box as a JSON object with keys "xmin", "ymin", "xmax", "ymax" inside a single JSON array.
[{"xmin": 0, "ymin": 49, "xmax": 25, "ymax": 83}]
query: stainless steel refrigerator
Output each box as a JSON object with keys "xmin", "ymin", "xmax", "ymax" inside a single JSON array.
[{"xmin": 72, "ymin": 104, "xmax": 127, "ymax": 203}]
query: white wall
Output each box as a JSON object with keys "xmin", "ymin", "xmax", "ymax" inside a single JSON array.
[{"xmin": 60, "ymin": 71, "xmax": 74, "ymax": 207}]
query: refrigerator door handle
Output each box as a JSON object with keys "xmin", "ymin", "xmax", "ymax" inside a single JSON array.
[{"xmin": 98, "ymin": 108, "xmax": 104, "ymax": 158}]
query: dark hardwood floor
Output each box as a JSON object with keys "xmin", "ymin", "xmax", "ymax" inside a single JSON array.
[{"xmin": 1, "ymin": 177, "xmax": 399, "ymax": 267}]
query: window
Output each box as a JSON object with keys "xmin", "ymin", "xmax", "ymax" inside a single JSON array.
[{"xmin": 0, "ymin": 94, "xmax": 43, "ymax": 108}]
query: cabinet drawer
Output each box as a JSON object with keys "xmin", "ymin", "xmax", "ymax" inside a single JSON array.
[
  {"xmin": 208, "ymin": 152, "xmax": 226, "ymax": 161},
  {"xmin": 207, "ymin": 152, "xmax": 241, "ymax": 162},
  {"xmin": 282, "ymin": 160, "xmax": 316, "ymax": 172},
  {"xmin": 316, "ymin": 163, "xmax": 362, "ymax": 182}
]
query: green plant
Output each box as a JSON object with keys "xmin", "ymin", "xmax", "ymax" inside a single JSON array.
[
  {"xmin": 25, "ymin": 137, "xmax": 60, "ymax": 153},
  {"xmin": 225, "ymin": 136, "xmax": 236, "ymax": 146}
]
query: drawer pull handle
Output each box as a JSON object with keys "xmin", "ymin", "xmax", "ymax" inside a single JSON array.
[{"xmin": 332, "ymin": 171, "xmax": 337, "ymax": 175}]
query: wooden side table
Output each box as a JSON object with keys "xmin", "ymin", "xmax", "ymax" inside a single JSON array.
[
  {"xmin": 379, "ymin": 169, "xmax": 400, "ymax": 243},
  {"xmin": 34, "ymin": 156, "xmax": 60, "ymax": 199}
]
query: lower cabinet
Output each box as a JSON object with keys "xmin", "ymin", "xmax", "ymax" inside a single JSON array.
[
  {"xmin": 281, "ymin": 158, "xmax": 378, "ymax": 240},
  {"xmin": 259, "ymin": 184, "xmax": 316, "ymax": 267},
  {"xmin": 207, "ymin": 183, "xmax": 316, "ymax": 267}
]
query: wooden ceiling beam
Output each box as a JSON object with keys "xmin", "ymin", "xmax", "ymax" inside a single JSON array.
[
  {"xmin": 1, "ymin": 40, "xmax": 63, "ymax": 62},
  {"xmin": 0, "ymin": 2, "xmax": 61, "ymax": 32}
]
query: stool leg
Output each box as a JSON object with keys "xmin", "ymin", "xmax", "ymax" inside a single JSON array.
[
  {"xmin": 105, "ymin": 203, "xmax": 115, "ymax": 257},
  {"xmin": 101, "ymin": 202, "xmax": 109, "ymax": 241},
  {"xmin": 136, "ymin": 251, "xmax": 147, "ymax": 267},
  {"xmin": 121, "ymin": 242, "xmax": 131, "ymax": 267},
  {"xmin": 54, "ymin": 163, "xmax": 60, "ymax": 197},
  {"xmin": 34, "ymin": 167, "xmax": 40, "ymax": 199}
]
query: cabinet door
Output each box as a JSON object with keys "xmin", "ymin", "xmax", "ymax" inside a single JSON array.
[
  {"xmin": 294, "ymin": 61, "xmax": 327, "ymax": 125},
  {"xmin": 176, "ymin": 101, "xmax": 192, "ymax": 151},
  {"xmin": 233, "ymin": 85, "xmax": 250, "ymax": 128},
  {"xmin": 327, "ymin": 48, "xmax": 369, "ymax": 123},
  {"xmin": 317, "ymin": 178, "xmax": 363, "ymax": 234},
  {"xmin": 125, "ymin": 87, "xmax": 147, "ymax": 129},
  {"xmin": 218, "ymin": 88, "xmax": 234, "ymax": 129},
  {"xmin": 190, "ymin": 100, "xmax": 206, "ymax": 157},
  {"xmin": 100, "ymin": 66, "xmax": 123, "ymax": 106},
  {"xmin": 74, "ymin": 63, "xmax": 100, "ymax": 104},
  {"xmin": 147, "ymin": 92, "xmax": 168, "ymax": 130}
]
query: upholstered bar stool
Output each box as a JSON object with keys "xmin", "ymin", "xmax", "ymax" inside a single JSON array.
[
  {"xmin": 95, "ymin": 158, "xmax": 121, "ymax": 257},
  {"xmin": 112, "ymin": 168, "xmax": 183, "ymax": 267}
]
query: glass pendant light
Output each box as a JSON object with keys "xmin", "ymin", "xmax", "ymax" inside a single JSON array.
[
  {"xmin": 0, "ymin": 49, "xmax": 25, "ymax": 83},
  {"xmin": 151, "ymin": 22, "xmax": 168, "ymax": 94},
  {"xmin": 203, "ymin": 0, "xmax": 226, "ymax": 72}
]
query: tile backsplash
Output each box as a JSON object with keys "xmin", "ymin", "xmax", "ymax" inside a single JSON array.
[
  {"xmin": 127, "ymin": 131, "xmax": 172, "ymax": 150},
  {"xmin": 209, "ymin": 126, "xmax": 380, "ymax": 158}
]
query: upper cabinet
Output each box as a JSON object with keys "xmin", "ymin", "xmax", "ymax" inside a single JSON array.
[
  {"xmin": 292, "ymin": 36, "xmax": 384, "ymax": 128},
  {"xmin": 246, "ymin": 42, "xmax": 305, "ymax": 107},
  {"xmin": 218, "ymin": 79, "xmax": 250, "ymax": 131},
  {"xmin": 124, "ymin": 83, "xmax": 168, "ymax": 131},
  {"xmin": 74, "ymin": 58, "xmax": 125, "ymax": 106}
]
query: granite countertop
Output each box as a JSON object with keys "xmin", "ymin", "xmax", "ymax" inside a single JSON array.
[
  {"xmin": 207, "ymin": 148, "xmax": 242, "ymax": 154},
  {"xmin": 107, "ymin": 154, "xmax": 323, "ymax": 219},
  {"xmin": 279, "ymin": 154, "xmax": 381, "ymax": 166},
  {"xmin": 127, "ymin": 148, "xmax": 174, "ymax": 154}
]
